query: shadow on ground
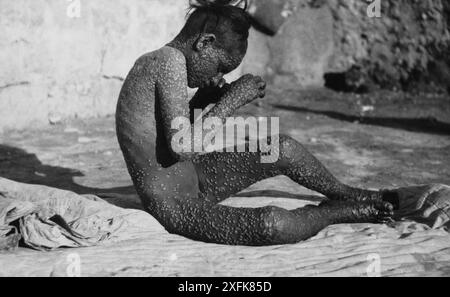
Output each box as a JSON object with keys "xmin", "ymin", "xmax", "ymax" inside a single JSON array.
[
  {"xmin": 272, "ymin": 104, "xmax": 450, "ymax": 136},
  {"xmin": 0, "ymin": 144, "xmax": 135, "ymax": 196}
]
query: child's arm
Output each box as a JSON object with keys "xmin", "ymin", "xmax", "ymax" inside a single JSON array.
[
  {"xmin": 189, "ymin": 85, "xmax": 229, "ymax": 120},
  {"xmin": 204, "ymin": 74, "xmax": 265, "ymax": 120},
  {"xmin": 157, "ymin": 50, "xmax": 265, "ymax": 161}
]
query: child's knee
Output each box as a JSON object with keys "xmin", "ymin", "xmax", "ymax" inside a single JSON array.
[{"xmin": 278, "ymin": 135, "xmax": 307, "ymax": 164}]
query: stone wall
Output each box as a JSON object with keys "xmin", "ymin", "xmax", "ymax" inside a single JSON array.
[
  {"xmin": 247, "ymin": 0, "xmax": 450, "ymax": 93},
  {"xmin": 0, "ymin": 0, "xmax": 188, "ymax": 131},
  {"xmin": 326, "ymin": 0, "xmax": 450, "ymax": 93},
  {"xmin": 1, "ymin": 0, "xmax": 449, "ymax": 132},
  {"xmin": 244, "ymin": 0, "xmax": 334, "ymax": 89}
]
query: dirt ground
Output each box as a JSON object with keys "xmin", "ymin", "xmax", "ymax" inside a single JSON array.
[{"xmin": 1, "ymin": 87, "xmax": 450, "ymax": 276}]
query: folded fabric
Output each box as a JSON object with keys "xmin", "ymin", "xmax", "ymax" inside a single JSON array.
[
  {"xmin": 0, "ymin": 197, "xmax": 35, "ymax": 251},
  {"xmin": 393, "ymin": 184, "xmax": 450, "ymax": 229},
  {"xmin": 0, "ymin": 178, "xmax": 161, "ymax": 251}
]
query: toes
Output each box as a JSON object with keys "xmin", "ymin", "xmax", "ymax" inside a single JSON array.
[
  {"xmin": 382, "ymin": 190, "xmax": 400, "ymax": 210},
  {"xmin": 373, "ymin": 201, "xmax": 395, "ymax": 221}
]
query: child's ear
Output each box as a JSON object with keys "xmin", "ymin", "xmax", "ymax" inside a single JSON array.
[{"xmin": 194, "ymin": 33, "xmax": 216, "ymax": 51}]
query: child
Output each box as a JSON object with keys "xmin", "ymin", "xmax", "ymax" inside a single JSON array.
[{"xmin": 116, "ymin": 0, "xmax": 397, "ymax": 246}]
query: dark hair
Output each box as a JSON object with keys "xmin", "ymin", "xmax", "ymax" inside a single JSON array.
[{"xmin": 181, "ymin": 0, "xmax": 251, "ymax": 55}]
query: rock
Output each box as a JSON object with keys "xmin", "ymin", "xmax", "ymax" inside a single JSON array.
[
  {"xmin": 248, "ymin": 0, "xmax": 296, "ymax": 35},
  {"xmin": 324, "ymin": 65, "xmax": 373, "ymax": 94},
  {"xmin": 267, "ymin": 2, "xmax": 334, "ymax": 88},
  {"xmin": 243, "ymin": 0, "xmax": 336, "ymax": 88},
  {"xmin": 248, "ymin": 0, "xmax": 450, "ymax": 92},
  {"xmin": 326, "ymin": 0, "xmax": 450, "ymax": 93}
]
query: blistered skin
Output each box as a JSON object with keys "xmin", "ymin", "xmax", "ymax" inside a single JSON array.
[{"xmin": 116, "ymin": 44, "xmax": 397, "ymax": 246}]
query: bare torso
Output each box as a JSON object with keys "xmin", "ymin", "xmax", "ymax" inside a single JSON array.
[{"xmin": 116, "ymin": 47, "xmax": 200, "ymax": 204}]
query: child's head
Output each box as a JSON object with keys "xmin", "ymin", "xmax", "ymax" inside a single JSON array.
[{"xmin": 178, "ymin": 0, "xmax": 251, "ymax": 88}]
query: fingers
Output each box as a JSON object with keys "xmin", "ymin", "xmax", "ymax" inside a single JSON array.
[
  {"xmin": 207, "ymin": 74, "xmax": 226, "ymax": 88},
  {"xmin": 240, "ymin": 73, "xmax": 254, "ymax": 80},
  {"xmin": 253, "ymin": 75, "xmax": 265, "ymax": 87},
  {"xmin": 232, "ymin": 74, "xmax": 267, "ymax": 100},
  {"xmin": 253, "ymin": 75, "xmax": 266, "ymax": 98},
  {"xmin": 258, "ymin": 89, "xmax": 266, "ymax": 98},
  {"xmin": 258, "ymin": 80, "xmax": 267, "ymax": 90},
  {"xmin": 376, "ymin": 201, "xmax": 395, "ymax": 221}
]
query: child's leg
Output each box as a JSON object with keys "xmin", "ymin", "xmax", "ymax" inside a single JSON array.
[
  {"xmin": 143, "ymin": 134, "xmax": 395, "ymax": 246},
  {"xmin": 193, "ymin": 135, "xmax": 391, "ymax": 204},
  {"xmin": 146, "ymin": 180, "xmax": 393, "ymax": 246}
]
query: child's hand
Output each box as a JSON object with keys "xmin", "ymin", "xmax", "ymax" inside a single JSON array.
[{"xmin": 227, "ymin": 74, "xmax": 266, "ymax": 107}]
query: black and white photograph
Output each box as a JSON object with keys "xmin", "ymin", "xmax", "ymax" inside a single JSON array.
[{"xmin": 1, "ymin": 0, "xmax": 450, "ymax": 281}]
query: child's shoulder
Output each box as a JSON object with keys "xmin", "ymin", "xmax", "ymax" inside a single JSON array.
[{"xmin": 136, "ymin": 46, "xmax": 185, "ymax": 67}]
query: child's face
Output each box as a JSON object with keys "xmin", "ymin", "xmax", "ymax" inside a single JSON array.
[{"xmin": 186, "ymin": 41, "xmax": 247, "ymax": 88}]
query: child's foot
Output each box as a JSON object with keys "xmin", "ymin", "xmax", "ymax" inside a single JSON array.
[
  {"xmin": 339, "ymin": 188, "xmax": 400, "ymax": 211},
  {"xmin": 320, "ymin": 199, "xmax": 394, "ymax": 224},
  {"xmin": 380, "ymin": 189, "xmax": 400, "ymax": 210}
]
